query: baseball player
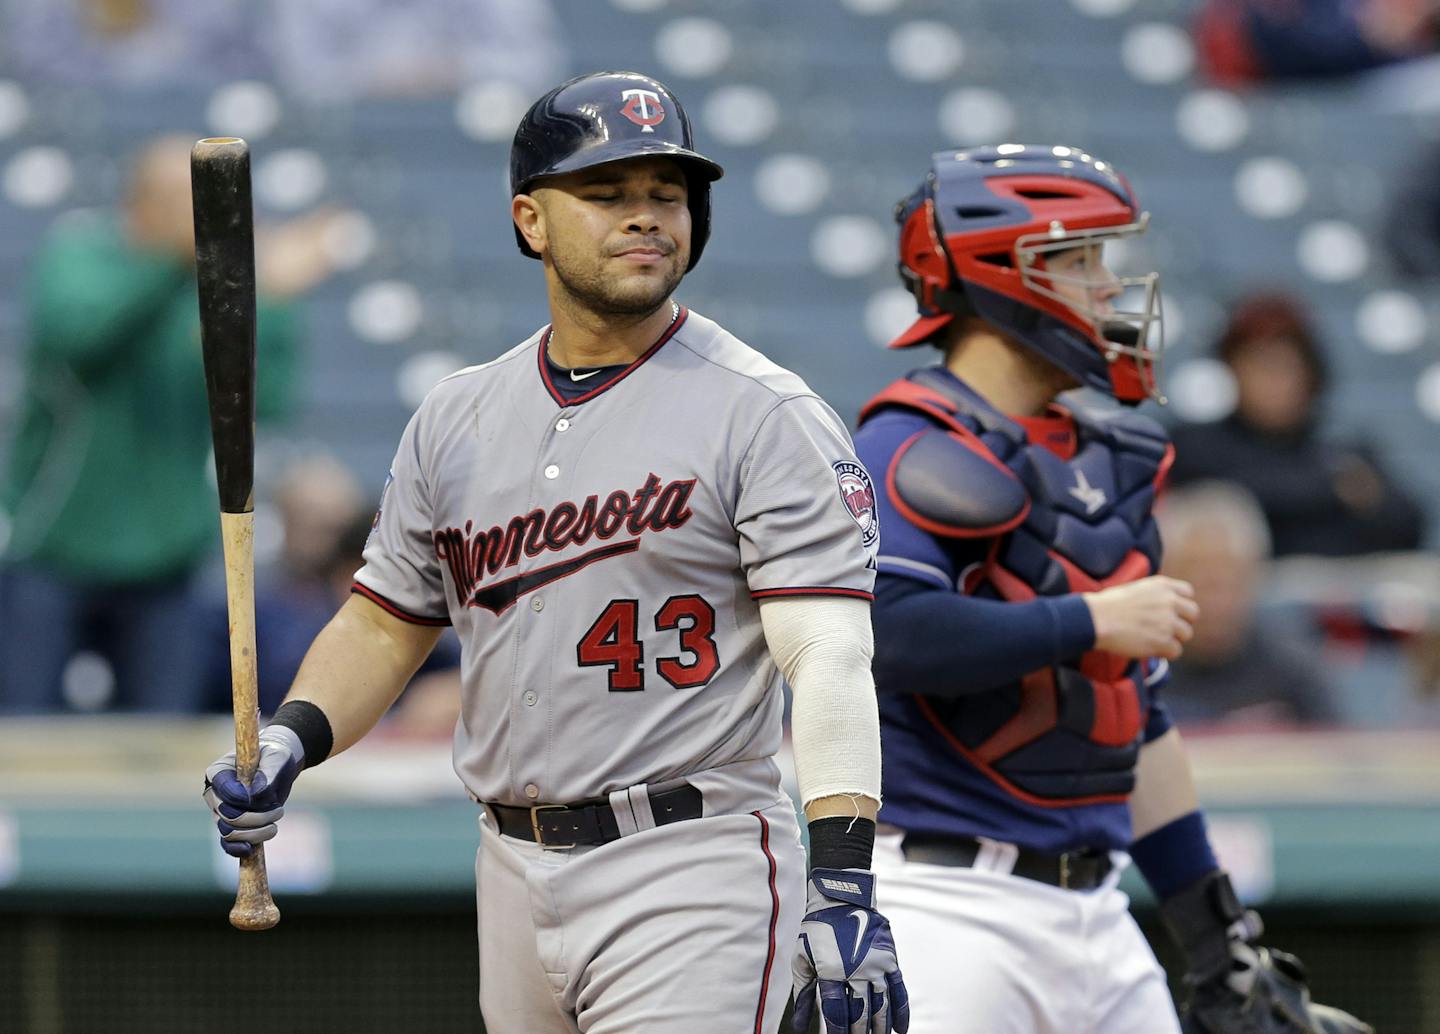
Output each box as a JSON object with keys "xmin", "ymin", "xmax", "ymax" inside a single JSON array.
[
  {"xmin": 852, "ymin": 146, "xmax": 1370, "ymax": 1034},
  {"xmin": 203, "ymin": 71, "xmax": 908, "ymax": 1034}
]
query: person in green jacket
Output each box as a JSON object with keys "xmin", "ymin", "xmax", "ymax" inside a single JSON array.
[{"xmin": 0, "ymin": 134, "xmax": 343, "ymax": 713}]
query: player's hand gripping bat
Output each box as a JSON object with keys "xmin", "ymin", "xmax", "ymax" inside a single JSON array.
[{"xmin": 192, "ymin": 137, "xmax": 280, "ymax": 931}]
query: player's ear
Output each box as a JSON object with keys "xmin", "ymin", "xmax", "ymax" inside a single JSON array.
[{"xmin": 513, "ymin": 194, "xmax": 546, "ymax": 257}]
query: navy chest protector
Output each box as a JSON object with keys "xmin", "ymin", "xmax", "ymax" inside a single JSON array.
[{"xmin": 859, "ymin": 368, "xmax": 1174, "ymax": 805}]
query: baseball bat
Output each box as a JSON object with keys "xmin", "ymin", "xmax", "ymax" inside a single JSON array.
[{"xmin": 191, "ymin": 137, "xmax": 279, "ymax": 932}]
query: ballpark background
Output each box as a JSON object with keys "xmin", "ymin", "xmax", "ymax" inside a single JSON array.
[{"xmin": 2, "ymin": 0, "xmax": 1439, "ymax": 1031}]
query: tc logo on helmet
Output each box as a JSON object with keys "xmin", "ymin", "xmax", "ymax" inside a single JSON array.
[{"xmin": 621, "ymin": 89, "xmax": 666, "ymax": 132}]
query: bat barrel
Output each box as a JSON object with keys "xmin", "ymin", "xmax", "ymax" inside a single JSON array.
[{"xmin": 191, "ymin": 137, "xmax": 256, "ymax": 515}]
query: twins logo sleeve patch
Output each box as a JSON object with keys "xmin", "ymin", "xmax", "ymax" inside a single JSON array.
[{"xmin": 833, "ymin": 460, "xmax": 879, "ymax": 550}]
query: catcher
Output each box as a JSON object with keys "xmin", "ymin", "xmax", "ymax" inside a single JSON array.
[{"xmin": 851, "ymin": 144, "xmax": 1371, "ymax": 1034}]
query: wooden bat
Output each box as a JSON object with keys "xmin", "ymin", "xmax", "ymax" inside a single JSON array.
[{"xmin": 191, "ymin": 137, "xmax": 279, "ymax": 931}]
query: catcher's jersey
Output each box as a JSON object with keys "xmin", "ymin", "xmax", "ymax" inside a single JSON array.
[
  {"xmin": 855, "ymin": 366, "xmax": 1172, "ymax": 854},
  {"xmin": 354, "ymin": 308, "xmax": 878, "ymax": 805}
]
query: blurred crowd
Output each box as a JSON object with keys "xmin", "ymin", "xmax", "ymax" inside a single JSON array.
[{"xmin": 2, "ymin": 0, "xmax": 1440, "ymax": 734}]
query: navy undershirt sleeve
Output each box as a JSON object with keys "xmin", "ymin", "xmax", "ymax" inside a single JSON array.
[
  {"xmin": 872, "ymin": 572, "xmax": 1096, "ymax": 697},
  {"xmin": 1129, "ymin": 811, "xmax": 1218, "ymax": 901}
]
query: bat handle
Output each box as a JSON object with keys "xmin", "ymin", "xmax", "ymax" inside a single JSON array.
[
  {"xmin": 220, "ymin": 510, "xmax": 280, "ymax": 931},
  {"xmin": 233, "ymin": 849, "xmax": 281, "ymax": 930}
]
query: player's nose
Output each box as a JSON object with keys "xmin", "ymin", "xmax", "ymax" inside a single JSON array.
[
  {"xmin": 1095, "ymin": 265, "xmax": 1123, "ymax": 302},
  {"xmin": 622, "ymin": 204, "xmax": 663, "ymax": 234}
]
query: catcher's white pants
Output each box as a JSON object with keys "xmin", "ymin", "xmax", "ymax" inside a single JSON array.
[
  {"xmin": 474, "ymin": 798, "xmax": 805, "ymax": 1034},
  {"xmin": 873, "ymin": 830, "xmax": 1182, "ymax": 1034}
]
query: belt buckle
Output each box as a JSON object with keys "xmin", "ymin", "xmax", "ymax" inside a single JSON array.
[
  {"xmin": 530, "ymin": 804, "xmax": 575, "ymax": 850},
  {"xmin": 1059, "ymin": 853, "xmax": 1071, "ymax": 890}
]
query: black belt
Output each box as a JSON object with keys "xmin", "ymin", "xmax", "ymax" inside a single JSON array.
[
  {"xmin": 901, "ymin": 834, "xmax": 1112, "ymax": 891},
  {"xmin": 488, "ymin": 785, "xmax": 702, "ymax": 848}
]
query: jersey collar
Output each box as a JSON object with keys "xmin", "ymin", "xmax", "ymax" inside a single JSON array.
[
  {"xmin": 1013, "ymin": 408, "xmax": 1078, "ymax": 460},
  {"xmin": 536, "ymin": 306, "xmax": 688, "ymax": 407}
]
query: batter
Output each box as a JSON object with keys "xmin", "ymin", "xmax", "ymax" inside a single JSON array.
[{"xmin": 204, "ymin": 71, "xmax": 909, "ymax": 1034}]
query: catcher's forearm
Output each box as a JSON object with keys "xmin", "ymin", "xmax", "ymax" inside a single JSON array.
[
  {"xmin": 1128, "ymin": 727, "xmax": 1201, "ymax": 839},
  {"xmin": 284, "ymin": 593, "xmax": 443, "ymax": 757}
]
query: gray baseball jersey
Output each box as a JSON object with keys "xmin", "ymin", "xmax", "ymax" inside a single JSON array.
[{"xmin": 354, "ymin": 307, "xmax": 879, "ymax": 807}]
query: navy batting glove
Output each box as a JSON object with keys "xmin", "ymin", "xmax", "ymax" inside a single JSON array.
[
  {"xmin": 202, "ymin": 725, "xmax": 304, "ymax": 859},
  {"xmin": 792, "ymin": 868, "xmax": 909, "ymax": 1034}
]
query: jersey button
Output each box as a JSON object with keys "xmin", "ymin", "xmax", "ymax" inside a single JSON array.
[
  {"xmin": 523, "ymin": 691, "xmax": 538, "ymax": 706},
  {"xmin": 524, "ymin": 783, "xmax": 540, "ymax": 800},
  {"xmin": 555, "ymin": 418, "xmax": 570, "ymax": 433},
  {"xmin": 530, "ymin": 596, "xmax": 544, "ymax": 612},
  {"xmin": 544, "ymin": 464, "xmax": 559, "ymax": 480}
]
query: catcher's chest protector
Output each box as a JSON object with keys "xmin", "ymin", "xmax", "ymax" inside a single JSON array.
[{"xmin": 861, "ymin": 369, "xmax": 1173, "ymax": 804}]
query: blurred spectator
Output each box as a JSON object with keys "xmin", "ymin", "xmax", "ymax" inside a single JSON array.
[
  {"xmin": 1158, "ymin": 481, "xmax": 1343, "ymax": 726},
  {"xmin": 2, "ymin": 0, "xmax": 267, "ymax": 88},
  {"xmin": 1194, "ymin": 0, "xmax": 1436, "ymax": 87},
  {"xmin": 203, "ymin": 456, "xmax": 461, "ymax": 718},
  {"xmin": 0, "ymin": 134, "xmax": 346, "ymax": 714},
  {"xmin": 265, "ymin": 0, "xmax": 567, "ymax": 103},
  {"xmin": 1169, "ymin": 291, "xmax": 1425, "ymax": 557}
]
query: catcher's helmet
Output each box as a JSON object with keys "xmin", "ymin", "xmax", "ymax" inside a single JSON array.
[
  {"xmin": 510, "ymin": 71, "xmax": 724, "ymax": 271},
  {"xmin": 891, "ymin": 145, "xmax": 1163, "ymax": 404}
]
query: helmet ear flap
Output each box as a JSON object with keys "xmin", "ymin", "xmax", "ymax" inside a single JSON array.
[{"xmin": 897, "ymin": 194, "xmax": 951, "ymax": 316}]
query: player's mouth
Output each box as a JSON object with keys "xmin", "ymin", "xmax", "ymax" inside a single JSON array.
[
  {"xmin": 612, "ymin": 248, "xmax": 667, "ymax": 263},
  {"xmin": 610, "ymin": 240, "xmax": 673, "ymax": 263}
]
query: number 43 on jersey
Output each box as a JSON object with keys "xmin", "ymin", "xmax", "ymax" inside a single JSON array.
[{"xmin": 577, "ymin": 595, "xmax": 719, "ymax": 692}]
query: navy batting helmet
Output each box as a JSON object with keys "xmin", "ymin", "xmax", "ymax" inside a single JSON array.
[
  {"xmin": 510, "ymin": 71, "xmax": 725, "ymax": 271},
  {"xmin": 891, "ymin": 146, "xmax": 1164, "ymax": 404}
]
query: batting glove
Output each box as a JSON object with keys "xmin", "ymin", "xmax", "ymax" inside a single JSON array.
[
  {"xmin": 202, "ymin": 725, "xmax": 304, "ymax": 859},
  {"xmin": 791, "ymin": 867, "xmax": 909, "ymax": 1034}
]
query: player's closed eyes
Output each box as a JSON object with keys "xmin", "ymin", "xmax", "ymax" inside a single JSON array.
[{"xmin": 582, "ymin": 190, "xmax": 683, "ymax": 204}]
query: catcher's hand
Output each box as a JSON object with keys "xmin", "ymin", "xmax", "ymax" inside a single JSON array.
[
  {"xmin": 1162, "ymin": 870, "xmax": 1372, "ymax": 1034},
  {"xmin": 1181, "ymin": 943, "xmax": 1373, "ymax": 1034},
  {"xmin": 791, "ymin": 868, "xmax": 909, "ymax": 1034},
  {"xmin": 202, "ymin": 725, "xmax": 304, "ymax": 858}
]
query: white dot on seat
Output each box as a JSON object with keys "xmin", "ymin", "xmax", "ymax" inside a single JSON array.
[
  {"xmin": 811, "ymin": 216, "xmax": 889, "ymax": 278},
  {"xmin": 3, "ymin": 147, "xmax": 73, "ymax": 208},
  {"xmin": 349, "ymin": 281, "xmax": 424, "ymax": 344},
  {"xmin": 1297, "ymin": 221, "xmax": 1369, "ymax": 283},
  {"xmin": 1121, "ymin": 23, "xmax": 1194, "ymax": 85},
  {"xmin": 206, "ymin": 81, "xmax": 280, "ymax": 140},
  {"xmin": 703, "ymin": 86, "xmax": 779, "ymax": 147},
  {"xmin": 254, "ymin": 149, "xmax": 327, "ymax": 212},
  {"xmin": 397, "ymin": 351, "xmax": 466, "ymax": 408},
  {"xmin": 61, "ymin": 652, "xmax": 115, "ymax": 712},
  {"xmin": 1176, "ymin": 90, "xmax": 1249, "ymax": 152},
  {"xmin": 1071, "ymin": 0, "xmax": 1138, "ymax": 15},
  {"xmin": 1356, "ymin": 290, "xmax": 1426, "ymax": 354},
  {"xmin": 1234, "ymin": 158, "xmax": 1307, "ymax": 219},
  {"xmin": 865, "ymin": 287, "xmax": 922, "ymax": 348},
  {"xmin": 655, "ymin": 18, "xmax": 733, "ymax": 78},
  {"xmin": 754, "ymin": 154, "xmax": 830, "ymax": 215},
  {"xmin": 1166, "ymin": 359, "xmax": 1237, "ymax": 423},
  {"xmin": 938, "ymin": 89, "xmax": 1015, "ymax": 147},
  {"xmin": 456, "ymin": 80, "xmax": 531, "ymax": 142},
  {"xmin": 888, "ymin": 21, "xmax": 965, "ymax": 82}
]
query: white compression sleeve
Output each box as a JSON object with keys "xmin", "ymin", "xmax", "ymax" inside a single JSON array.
[{"xmin": 759, "ymin": 595, "xmax": 881, "ymax": 809}]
